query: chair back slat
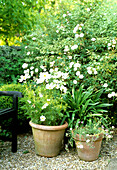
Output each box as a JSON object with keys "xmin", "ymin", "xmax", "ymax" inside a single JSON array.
[{"xmin": 0, "ymin": 91, "xmax": 23, "ymax": 98}]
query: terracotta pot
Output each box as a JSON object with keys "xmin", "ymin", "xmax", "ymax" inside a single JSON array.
[
  {"xmin": 73, "ymin": 132, "xmax": 104, "ymax": 161},
  {"xmin": 29, "ymin": 121, "xmax": 68, "ymax": 157}
]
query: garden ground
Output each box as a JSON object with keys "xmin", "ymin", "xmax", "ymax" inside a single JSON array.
[{"xmin": 0, "ymin": 131, "xmax": 117, "ymax": 170}]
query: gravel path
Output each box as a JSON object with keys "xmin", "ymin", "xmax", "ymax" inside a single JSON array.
[{"xmin": 0, "ymin": 132, "xmax": 117, "ymax": 170}]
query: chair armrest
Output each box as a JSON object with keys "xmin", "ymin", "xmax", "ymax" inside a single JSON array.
[{"xmin": 0, "ymin": 91, "xmax": 23, "ymax": 98}]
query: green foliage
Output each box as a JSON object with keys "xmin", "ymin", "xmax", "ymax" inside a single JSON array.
[
  {"xmin": 19, "ymin": 0, "xmax": 117, "ymax": 126},
  {"xmin": 64, "ymin": 85, "xmax": 112, "ymax": 130},
  {"xmin": 21, "ymin": 85, "xmax": 67, "ymax": 126},
  {"xmin": 0, "ymin": 46, "xmax": 25, "ymax": 85},
  {"xmin": 0, "ymin": 83, "xmax": 30, "ymax": 138},
  {"xmin": 0, "ymin": 0, "xmax": 41, "ymax": 44},
  {"xmin": 72, "ymin": 119, "xmax": 114, "ymax": 147}
]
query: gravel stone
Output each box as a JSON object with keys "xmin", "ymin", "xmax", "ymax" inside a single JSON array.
[{"xmin": 0, "ymin": 132, "xmax": 117, "ymax": 170}]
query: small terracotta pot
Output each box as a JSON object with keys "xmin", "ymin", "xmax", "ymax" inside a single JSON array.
[
  {"xmin": 73, "ymin": 132, "xmax": 104, "ymax": 161},
  {"xmin": 29, "ymin": 121, "xmax": 68, "ymax": 157}
]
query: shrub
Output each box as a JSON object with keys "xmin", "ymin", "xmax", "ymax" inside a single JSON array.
[
  {"xmin": 0, "ymin": 46, "xmax": 25, "ymax": 85},
  {"xmin": 18, "ymin": 0, "xmax": 117, "ymax": 126}
]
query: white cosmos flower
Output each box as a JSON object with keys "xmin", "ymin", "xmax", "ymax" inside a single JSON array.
[
  {"xmin": 60, "ymin": 85, "xmax": 67, "ymax": 93},
  {"xmin": 63, "ymin": 87, "xmax": 67, "ymax": 93},
  {"xmin": 22, "ymin": 63, "xmax": 28, "ymax": 69},
  {"xmin": 94, "ymin": 70, "xmax": 98, "ymax": 74},
  {"xmin": 108, "ymin": 43, "xmax": 111, "ymax": 46},
  {"xmin": 24, "ymin": 69, "xmax": 29, "ymax": 74},
  {"xmin": 87, "ymin": 67, "xmax": 92, "ymax": 70},
  {"xmin": 76, "ymin": 71, "xmax": 80, "ymax": 76},
  {"xmin": 27, "ymin": 100, "xmax": 31, "ymax": 104},
  {"xmin": 36, "ymin": 78, "xmax": 44, "ymax": 84},
  {"xmin": 73, "ymin": 26, "xmax": 78, "ymax": 33},
  {"xmin": 40, "ymin": 65, "xmax": 45, "ymax": 69},
  {"xmin": 71, "ymin": 44, "xmax": 78, "ymax": 50},
  {"xmin": 86, "ymin": 139, "xmax": 90, "ymax": 143},
  {"xmin": 32, "ymin": 37, "xmax": 36, "ymax": 40},
  {"xmin": 107, "ymin": 135, "xmax": 113, "ymax": 138},
  {"xmin": 80, "ymin": 23, "xmax": 84, "ymax": 26},
  {"xmin": 112, "ymin": 39, "xmax": 116, "ymax": 44},
  {"xmin": 49, "ymin": 69, "xmax": 53, "ymax": 73},
  {"xmin": 75, "ymin": 34, "xmax": 79, "ymax": 39},
  {"xmin": 39, "ymin": 93, "xmax": 43, "ymax": 97},
  {"xmin": 64, "ymin": 46, "xmax": 69, "ymax": 52},
  {"xmin": 78, "ymin": 26, "xmax": 82, "ymax": 30},
  {"xmin": 40, "ymin": 115, "xmax": 46, "ymax": 121},
  {"xmin": 39, "ymin": 72, "xmax": 51, "ymax": 80},
  {"xmin": 25, "ymin": 46, "xmax": 28, "ymax": 49},
  {"xmin": 108, "ymin": 93, "xmax": 113, "ymax": 98},
  {"xmin": 35, "ymin": 68, "xmax": 38, "ymax": 73},
  {"xmin": 73, "ymin": 80, "xmax": 77, "ymax": 84},
  {"xmin": 79, "ymin": 74, "xmax": 84, "ymax": 79},
  {"xmin": 103, "ymin": 83, "xmax": 108, "ymax": 88},
  {"xmin": 87, "ymin": 70, "xmax": 92, "ymax": 74},
  {"xmin": 55, "ymin": 84, "xmax": 60, "ymax": 89},
  {"xmin": 79, "ymin": 33, "xmax": 84, "ymax": 37},
  {"xmin": 86, "ymin": 134, "xmax": 89, "ymax": 137},
  {"xmin": 62, "ymin": 73, "xmax": 69, "ymax": 79},
  {"xmin": 74, "ymin": 63, "xmax": 81, "ymax": 68},
  {"xmin": 31, "ymin": 71, "xmax": 34, "ymax": 76},
  {"xmin": 46, "ymin": 83, "xmax": 55, "ymax": 89},
  {"xmin": 18, "ymin": 75, "xmax": 27, "ymax": 82},
  {"xmin": 69, "ymin": 62, "xmax": 74, "ymax": 68},
  {"xmin": 42, "ymin": 103, "xmax": 49, "ymax": 109},
  {"xmin": 77, "ymin": 144, "xmax": 83, "ymax": 149},
  {"xmin": 30, "ymin": 66, "xmax": 34, "ymax": 70},
  {"xmin": 87, "ymin": 8, "xmax": 90, "ymax": 12},
  {"xmin": 63, "ymin": 14, "xmax": 66, "ymax": 17},
  {"xmin": 27, "ymin": 52, "xmax": 30, "ymax": 55},
  {"xmin": 25, "ymin": 73, "xmax": 30, "ymax": 79},
  {"xmin": 74, "ymin": 67, "xmax": 77, "ymax": 71},
  {"xmin": 68, "ymin": 56, "xmax": 72, "ymax": 59},
  {"xmin": 73, "ymin": 24, "xmax": 79, "ymax": 33},
  {"xmin": 50, "ymin": 61, "xmax": 55, "ymax": 67},
  {"xmin": 112, "ymin": 92, "xmax": 116, "ymax": 96},
  {"xmin": 55, "ymin": 67, "xmax": 59, "ymax": 72},
  {"xmin": 92, "ymin": 68, "xmax": 96, "ymax": 71},
  {"xmin": 91, "ymin": 38, "xmax": 96, "ymax": 41},
  {"xmin": 46, "ymin": 84, "xmax": 52, "ymax": 89}
]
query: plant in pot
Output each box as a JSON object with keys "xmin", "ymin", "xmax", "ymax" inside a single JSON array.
[
  {"xmin": 64, "ymin": 85, "xmax": 113, "ymax": 161},
  {"xmin": 21, "ymin": 85, "xmax": 68, "ymax": 157},
  {"xmin": 72, "ymin": 118, "xmax": 113, "ymax": 161}
]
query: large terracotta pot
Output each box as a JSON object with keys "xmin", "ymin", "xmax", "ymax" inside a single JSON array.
[
  {"xmin": 29, "ymin": 121, "xmax": 68, "ymax": 157},
  {"xmin": 73, "ymin": 132, "xmax": 104, "ymax": 161}
]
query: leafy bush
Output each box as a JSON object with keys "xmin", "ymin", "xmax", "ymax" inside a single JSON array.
[
  {"xmin": 0, "ymin": 0, "xmax": 40, "ymax": 44},
  {"xmin": 21, "ymin": 85, "xmax": 67, "ymax": 126},
  {"xmin": 18, "ymin": 0, "xmax": 117, "ymax": 126},
  {"xmin": 0, "ymin": 46, "xmax": 25, "ymax": 85},
  {"xmin": 0, "ymin": 83, "xmax": 30, "ymax": 138}
]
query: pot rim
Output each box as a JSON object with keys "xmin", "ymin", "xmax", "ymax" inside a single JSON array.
[
  {"xmin": 72, "ymin": 130, "xmax": 104, "ymax": 142},
  {"xmin": 29, "ymin": 121, "xmax": 68, "ymax": 131}
]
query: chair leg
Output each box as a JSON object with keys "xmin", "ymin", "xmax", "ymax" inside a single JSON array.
[{"xmin": 12, "ymin": 111, "xmax": 17, "ymax": 152}]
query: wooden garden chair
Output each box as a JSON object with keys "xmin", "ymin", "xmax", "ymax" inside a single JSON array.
[{"xmin": 0, "ymin": 91, "xmax": 23, "ymax": 152}]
